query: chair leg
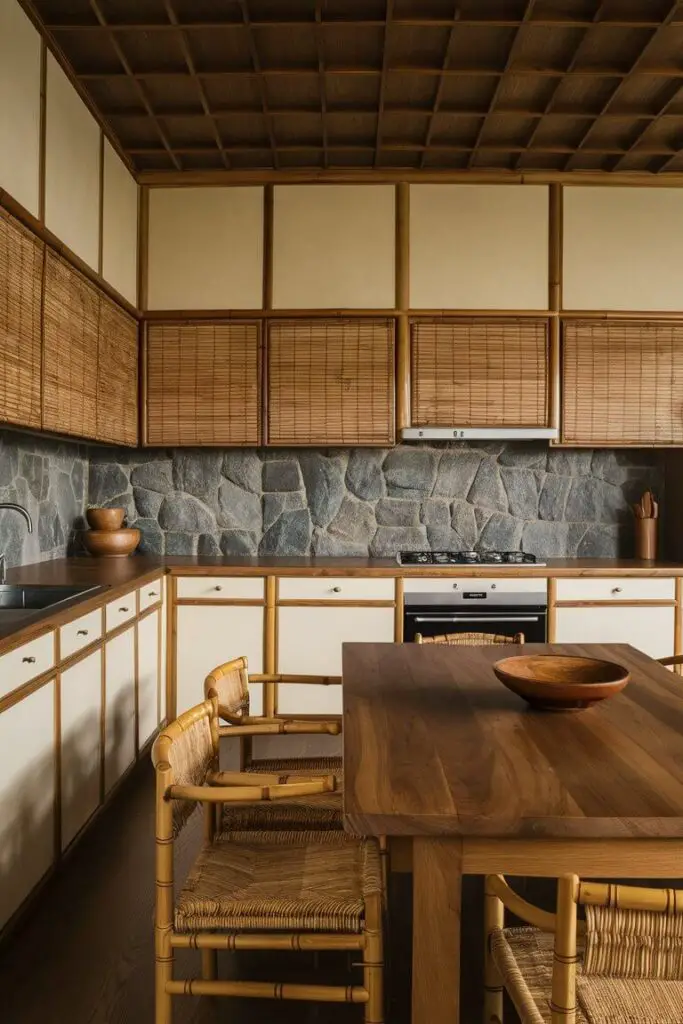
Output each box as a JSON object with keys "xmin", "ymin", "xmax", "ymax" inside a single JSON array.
[
  {"xmin": 484, "ymin": 881, "xmax": 504, "ymax": 1024},
  {"xmin": 364, "ymin": 893, "xmax": 384, "ymax": 1024},
  {"xmin": 201, "ymin": 949, "xmax": 218, "ymax": 981},
  {"xmin": 155, "ymin": 937, "xmax": 173, "ymax": 1024}
]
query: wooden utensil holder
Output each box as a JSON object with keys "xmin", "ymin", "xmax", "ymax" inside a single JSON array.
[{"xmin": 635, "ymin": 518, "xmax": 657, "ymax": 560}]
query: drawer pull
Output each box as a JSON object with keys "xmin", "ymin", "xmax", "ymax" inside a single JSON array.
[
  {"xmin": 612, "ymin": 587, "xmax": 623, "ymax": 594},
  {"xmin": 77, "ymin": 629, "xmax": 89, "ymax": 636},
  {"xmin": 214, "ymin": 586, "xmax": 223, "ymax": 592},
  {"xmin": 332, "ymin": 586, "xmax": 342, "ymax": 593},
  {"xmin": 22, "ymin": 656, "xmax": 36, "ymax": 664},
  {"xmin": 148, "ymin": 591, "xmax": 158, "ymax": 597},
  {"xmin": 119, "ymin": 606, "xmax": 130, "ymax": 613}
]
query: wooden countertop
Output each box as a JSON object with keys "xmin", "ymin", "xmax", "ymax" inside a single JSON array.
[
  {"xmin": 342, "ymin": 641, "xmax": 683, "ymax": 838},
  {"xmin": 2, "ymin": 554, "xmax": 682, "ymax": 654}
]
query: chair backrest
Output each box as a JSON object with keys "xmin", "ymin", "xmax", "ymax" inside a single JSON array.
[
  {"xmin": 153, "ymin": 697, "xmax": 219, "ymax": 834},
  {"xmin": 415, "ymin": 630, "xmax": 525, "ymax": 646},
  {"xmin": 204, "ymin": 655, "xmax": 250, "ymax": 719}
]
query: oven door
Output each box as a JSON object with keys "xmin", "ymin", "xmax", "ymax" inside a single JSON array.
[{"xmin": 404, "ymin": 604, "xmax": 547, "ymax": 643}]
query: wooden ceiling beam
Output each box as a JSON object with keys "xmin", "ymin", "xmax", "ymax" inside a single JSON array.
[
  {"xmin": 313, "ymin": 0, "xmax": 328, "ymax": 169},
  {"xmin": 238, "ymin": 0, "xmax": 279, "ymax": 169},
  {"xmin": 107, "ymin": 105, "xmax": 663, "ymax": 121},
  {"xmin": 77, "ymin": 66, "xmax": 683, "ymax": 80},
  {"xmin": 374, "ymin": 0, "xmax": 394, "ymax": 168},
  {"xmin": 127, "ymin": 143, "xmax": 681, "ymax": 156},
  {"xmin": 44, "ymin": 18, "xmax": 665, "ymax": 31},
  {"xmin": 611, "ymin": 82, "xmax": 683, "ymax": 171},
  {"xmin": 161, "ymin": 0, "xmax": 230, "ymax": 169},
  {"xmin": 420, "ymin": 4, "xmax": 460, "ymax": 169},
  {"xmin": 87, "ymin": 0, "xmax": 181, "ymax": 170}
]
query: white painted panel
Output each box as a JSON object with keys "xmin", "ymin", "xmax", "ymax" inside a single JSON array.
[
  {"xmin": 563, "ymin": 187, "xmax": 683, "ymax": 311},
  {"xmin": 410, "ymin": 185, "xmax": 549, "ymax": 309},
  {"xmin": 139, "ymin": 577, "xmax": 163, "ymax": 612},
  {"xmin": 45, "ymin": 54, "xmax": 100, "ymax": 268},
  {"xmin": 60, "ymin": 651, "xmax": 102, "ymax": 849},
  {"xmin": 176, "ymin": 605, "xmax": 264, "ymax": 716},
  {"xmin": 404, "ymin": 577, "xmax": 546, "ymax": 594},
  {"xmin": 273, "ymin": 185, "xmax": 395, "ymax": 308},
  {"xmin": 0, "ymin": 631, "xmax": 55, "ymax": 699},
  {"xmin": 0, "ymin": 0, "xmax": 41, "ymax": 213},
  {"xmin": 105, "ymin": 591, "xmax": 137, "ymax": 631},
  {"xmin": 147, "ymin": 187, "xmax": 263, "ymax": 309},
  {"xmin": 277, "ymin": 606, "xmax": 394, "ymax": 714},
  {"xmin": 160, "ymin": 576, "xmax": 167, "ymax": 724},
  {"xmin": 137, "ymin": 610, "xmax": 160, "ymax": 748},
  {"xmin": 278, "ymin": 577, "xmax": 395, "ymax": 601},
  {"xmin": 102, "ymin": 140, "xmax": 138, "ymax": 304},
  {"xmin": 60, "ymin": 608, "xmax": 102, "ymax": 660},
  {"xmin": 104, "ymin": 627, "xmax": 136, "ymax": 793},
  {"xmin": 176, "ymin": 576, "xmax": 264, "ymax": 600},
  {"xmin": 0, "ymin": 681, "xmax": 55, "ymax": 930},
  {"xmin": 555, "ymin": 578, "xmax": 675, "ymax": 602},
  {"xmin": 554, "ymin": 606, "xmax": 675, "ymax": 660}
]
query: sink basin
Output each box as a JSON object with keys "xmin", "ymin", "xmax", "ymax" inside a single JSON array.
[{"xmin": 0, "ymin": 584, "xmax": 101, "ymax": 611}]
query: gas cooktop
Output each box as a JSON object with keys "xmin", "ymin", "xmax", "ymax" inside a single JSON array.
[{"xmin": 397, "ymin": 550, "xmax": 545, "ymax": 566}]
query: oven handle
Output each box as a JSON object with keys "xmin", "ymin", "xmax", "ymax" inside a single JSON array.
[{"xmin": 412, "ymin": 616, "xmax": 542, "ymax": 624}]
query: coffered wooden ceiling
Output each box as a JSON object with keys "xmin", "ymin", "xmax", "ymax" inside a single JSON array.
[{"xmin": 22, "ymin": 0, "xmax": 683, "ymax": 177}]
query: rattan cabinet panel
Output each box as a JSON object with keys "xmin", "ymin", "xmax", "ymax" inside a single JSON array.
[
  {"xmin": 0, "ymin": 208, "xmax": 43, "ymax": 429},
  {"xmin": 97, "ymin": 295, "xmax": 138, "ymax": 446},
  {"xmin": 43, "ymin": 251, "xmax": 99, "ymax": 439},
  {"xmin": 411, "ymin": 318, "xmax": 549, "ymax": 427},
  {"xmin": 146, "ymin": 322, "xmax": 260, "ymax": 446},
  {"xmin": 267, "ymin": 319, "xmax": 395, "ymax": 445},
  {"xmin": 562, "ymin": 320, "xmax": 683, "ymax": 446}
]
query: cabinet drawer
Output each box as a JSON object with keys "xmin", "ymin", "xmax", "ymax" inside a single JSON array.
[
  {"xmin": 278, "ymin": 577, "xmax": 395, "ymax": 602},
  {"xmin": 176, "ymin": 576, "xmax": 264, "ymax": 601},
  {"xmin": 60, "ymin": 609, "xmax": 103, "ymax": 660},
  {"xmin": 139, "ymin": 579, "xmax": 163, "ymax": 612},
  {"xmin": 555, "ymin": 578, "xmax": 675, "ymax": 603},
  {"xmin": 404, "ymin": 577, "xmax": 545, "ymax": 595},
  {"xmin": 105, "ymin": 592, "xmax": 137, "ymax": 632},
  {"xmin": 0, "ymin": 632, "xmax": 55, "ymax": 699}
]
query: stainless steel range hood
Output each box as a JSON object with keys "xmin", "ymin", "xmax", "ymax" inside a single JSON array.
[{"xmin": 401, "ymin": 426, "xmax": 559, "ymax": 441}]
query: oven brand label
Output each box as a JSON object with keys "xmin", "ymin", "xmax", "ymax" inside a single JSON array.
[{"xmin": 463, "ymin": 592, "xmax": 487, "ymax": 599}]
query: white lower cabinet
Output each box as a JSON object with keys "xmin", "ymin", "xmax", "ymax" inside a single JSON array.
[
  {"xmin": 554, "ymin": 605, "xmax": 676, "ymax": 660},
  {"xmin": 104, "ymin": 627, "xmax": 136, "ymax": 794},
  {"xmin": 277, "ymin": 606, "xmax": 395, "ymax": 714},
  {"xmin": 60, "ymin": 650, "xmax": 102, "ymax": 850},
  {"xmin": 176, "ymin": 605, "xmax": 264, "ymax": 716},
  {"xmin": 137, "ymin": 610, "xmax": 160, "ymax": 748},
  {"xmin": 0, "ymin": 681, "xmax": 55, "ymax": 931}
]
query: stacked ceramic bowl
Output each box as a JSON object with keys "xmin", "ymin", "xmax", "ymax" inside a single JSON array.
[{"xmin": 83, "ymin": 507, "xmax": 140, "ymax": 557}]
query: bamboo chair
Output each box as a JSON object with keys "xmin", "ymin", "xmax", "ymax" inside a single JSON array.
[
  {"xmin": 205, "ymin": 656, "xmax": 344, "ymax": 832},
  {"xmin": 415, "ymin": 631, "xmax": 525, "ymax": 646},
  {"xmin": 483, "ymin": 873, "xmax": 683, "ymax": 1024},
  {"xmin": 153, "ymin": 695, "xmax": 384, "ymax": 1023}
]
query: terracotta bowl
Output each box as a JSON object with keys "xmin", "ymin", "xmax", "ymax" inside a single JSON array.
[
  {"xmin": 493, "ymin": 654, "xmax": 630, "ymax": 712},
  {"xmin": 83, "ymin": 528, "xmax": 140, "ymax": 558},
  {"xmin": 86, "ymin": 507, "xmax": 125, "ymax": 531}
]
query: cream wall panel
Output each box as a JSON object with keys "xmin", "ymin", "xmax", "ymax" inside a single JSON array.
[
  {"xmin": 0, "ymin": 0, "xmax": 41, "ymax": 214},
  {"xmin": 60, "ymin": 651, "xmax": 102, "ymax": 850},
  {"xmin": 147, "ymin": 187, "xmax": 263, "ymax": 309},
  {"xmin": 410, "ymin": 185, "xmax": 549, "ymax": 309},
  {"xmin": 563, "ymin": 187, "xmax": 683, "ymax": 311},
  {"xmin": 45, "ymin": 54, "xmax": 100, "ymax": 269},
  {"xmin": 102, "ymin": 141, "xmax": 138, "ymax": 304},
  {"xmin": 272, "ymin": 185, "xmax": 395, "ymax": 308}
]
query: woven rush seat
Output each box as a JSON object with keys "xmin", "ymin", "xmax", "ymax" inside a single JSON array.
[
  {"xmin": 415, "ymin": 629, "xmax": 524, "ymax": 646},
  {"xmin": 220, "ymin": 756, "xmax": 344, "ymax": 832},
  {"xmin": 175, "ymin": 831, "xmax": 381, "ymax": 934},
  {"xmin": 491, "ymin": 926, "xmax": 683, "ymax": 1024}
]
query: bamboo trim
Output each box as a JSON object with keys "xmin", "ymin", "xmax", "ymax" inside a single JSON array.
[
  {"xmin": 394, "ymin": 577, "xmax": 404, "ymax": 642},
  {"xmin": 100, "ymin": 607, "xmax": 106, "ymax": 803},
  {"xmin": 484, "ymin": 879, "xmax": 504, "ymax": 1024},
  {"xmin": 137, "ymin": 185, "xmax": 149, "ymax": 312},
  {"xmin": 157, "ymin": 582, "xmax": 163, "ymax": 726},
  {"xmin": 555, "ymin": 599, "xmax": 676, "ymax": 607},
  {"xmin": 38, "ymin": 40, "xmax": 47, "ymax": 223},
  {"xmin": 174, "ymin": 598, "xmax": 266, "ymax": 607},
  {"xmin": 264, "ymin": 576, "xmax": 277, "ymax": 718},
  {"xmin": 140, "ymin": 320, "xmax": 148, "ymax": 446},
  {"xmin": 396, "ymin": 182, "xmax": 410, "ymax": 432},
  {"xmin": 170, "ymin": 933, "xmax": 365, "ymax": 951},
  {"xmin": 262, "ymin": 183, "xmax": 273, "ymax": 311},
  {"xmin": 250, "ymin": 673, "xmax": 341, "ymax": 684},
  {"xmin": 53, "ymin": 666, "xmax": 61, "ymax": 859},
  {"xmin": 134, "ymin": 590, "xmax": 140, "ymax": 757},
  {"xmin": 168, "ymin": 575, "xmax": 178, "ymax": 721},
  {"xmin": 486, "ymin": 875, "xmax": 558, "ymax": 933},
  {"xmin": 97, "ymin": 132, "xmax": 105, "ymax": 276},
  {"xmin": 561, "ymin": 309, "xmax": 683, "ymax": 320},
  {"xmin": 549, "ymin": 183, "xmax": 562, "ymax": 312},
  {"xmin": 164, "ymin": 980, "xmax": 369, "ymax": 1002},
  {"xmin": 144, "ymin": 308, "xmax": 397, "ymax": 320},
  {"xmin": 548, "ymin": 317, "xmax": 561, "ymax": 434},
  {"xmin": 276, "ymin": 599, "xmax": 396, "ymax": 608},
  {"xmin": 578, "ymin": 880, "xmax": 683, "ymax": 912},
  {"xmin": 551, "ymin": 875, "xmax": 578, "ymax": 1024}
]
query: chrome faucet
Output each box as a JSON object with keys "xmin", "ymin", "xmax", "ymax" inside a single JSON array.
[{"xmin": 0, "ymin": 503, "xmax": 34, "ymax": 584}]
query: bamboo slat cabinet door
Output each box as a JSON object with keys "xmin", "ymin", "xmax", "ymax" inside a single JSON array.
[
  {"xmin": 0, "ymin": 208, "xmax": 43, "ymax": 429},
  {"xmin": 43, "ymin": 250, "xmax": 99, "ymax": 439},
  {"xmin": 104, "ymin": 627, "xmax": 136, "ymax": 793},
  {"xmin": 137, "ymin": 609, "xmax": 160, "ymax": 748},
  {"xmin": 97, "ymin": 295, "xmax": 138, "ymax": 445},
  {"xmin": 0, "ymin": 681, "xmax": 55, "ymax": 932},
  {"xmin": 145, "ymin": 322, "xmax": 261, "ymax": 446},
  {"xmin": 267, "ymin": 319, "xmax": 395, "ymax": 445},
  {"xmin": 60, "ymin": 650, "xmax": 102, "ymax": 850}
]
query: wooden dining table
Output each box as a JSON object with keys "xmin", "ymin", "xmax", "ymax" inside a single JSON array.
[{"xmin": 342, "ymin": 641, "xmax": 683, "ymax": 1024}]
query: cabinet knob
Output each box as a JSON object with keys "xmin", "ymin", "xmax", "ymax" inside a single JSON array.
[
  {"xmin": 77, "ymin": 629, "xmax": 89, "ymax": 636},
  {"xmin": 332, "ymin": 586, "xmax": 342, "ymax": 593},
  {"xmin": 612, "ymin": 587, "xmax": 623, "ymax": 594},
  {"xmin": 119, "ymin": 606, "xmax": 129, "ymax": 612},
  {"xmin": 22, "ymin": 656, "xmax": 36, "ymax": 664},
  {"xmin": 214, "ymin": 585, "xmax": 223, "ymax": 592},
  {"xmin": 148, "ymin": 591, "xmax": 158, "ymax": 597},
  {"xmin": 452, "ymin": 583, "xmax": 458, "ymax": 589}
]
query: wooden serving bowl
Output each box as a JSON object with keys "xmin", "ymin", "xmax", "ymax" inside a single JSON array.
[
  {"xmin": 86, "ymin": 507, "xmax": 125, "ymax": 531},
  {"xmin": 83, "ymin": 528, "xmax": 140, "ymax": 558},
  {"xmin": 493, "ymin": 654, "xmax": 630, "ymax": 712}
]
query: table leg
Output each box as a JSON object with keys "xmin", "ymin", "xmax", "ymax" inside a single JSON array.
[{"xmin": 412, "ymin": 837, "xmax": 463, "ymax": 1024}]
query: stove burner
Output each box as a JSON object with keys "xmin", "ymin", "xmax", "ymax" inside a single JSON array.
[{"xmin": 398, "ymin": 550, "xmax": 543, "ymax": 566}]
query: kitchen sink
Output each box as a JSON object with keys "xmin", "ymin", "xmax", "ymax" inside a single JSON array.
[{"xmin": 0, "ymin": 584, "xmax": 101, "ymax": 611}]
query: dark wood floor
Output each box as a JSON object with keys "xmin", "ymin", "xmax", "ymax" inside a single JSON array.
[{"xmin": 0, "ymin": 760, "xmax": 492, "ymax": 1023}]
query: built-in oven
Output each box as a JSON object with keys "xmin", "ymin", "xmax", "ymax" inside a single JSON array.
[{"xmin": 403, "ymin": 578, "xmax": 547, "ymax": 643}]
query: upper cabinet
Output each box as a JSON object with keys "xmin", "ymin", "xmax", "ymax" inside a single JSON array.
[
  {"xmin": 102, "ymin": 142, "xmax": 138, "ymax": 306},
  {"xmin": 563, "ymin": 187, "xmax": 683, "ymax": 311},
  {"xmin": 272, "ymin": 185, "xmax": 395, "ymax": 309},
  {"xmin": 147, "ymin": 187, "xmax": 263, "ymax": 310},
  {"xmin": 45, "ymin": 55, "xmax": 100, "ymax": 270},
  {"xmin": 0, "ymin": 208, "xmax": 43, "ymax": 429},
  {"xmin": 0, "ymin": 0, "xmax": 41, "ymax": 215},
  {"xmin": 409, "ymin": 185, "xmax": 549, "ymax": 310}
]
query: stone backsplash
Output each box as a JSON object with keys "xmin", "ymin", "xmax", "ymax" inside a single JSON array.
[
  {"xmin": 0, "ymin": 430, "xmax": 88, "ymax": 568},
  {"xmin": 87, "ymin": 444, "xmax": 664, "ymax": 560}
]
